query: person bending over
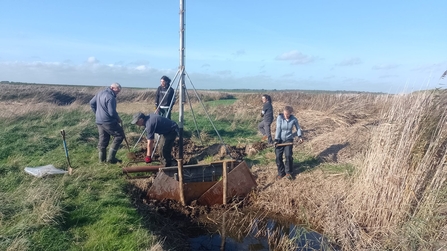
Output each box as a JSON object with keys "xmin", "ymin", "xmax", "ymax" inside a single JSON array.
[{"xmin": 131, "ymin": 112, "xmax": 178, "ymax": 167}]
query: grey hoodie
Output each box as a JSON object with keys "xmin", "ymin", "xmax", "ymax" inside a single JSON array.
[
  {"xmin": 89, "ymin": 87, "xmax": 121, "ymax": 124},
  {"xmin": 275, "ymin": 113, "xmax": 302, "ymax": 142}
]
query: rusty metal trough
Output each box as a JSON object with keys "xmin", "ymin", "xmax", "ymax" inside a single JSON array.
[{"xmin": 130, "ymin": 160, "xmax": 257, "ymax": 206}]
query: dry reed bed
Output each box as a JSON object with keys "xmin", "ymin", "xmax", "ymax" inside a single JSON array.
[{"xmin": 251, "ymin": 90, "xmax": 447, "ymax": 250}]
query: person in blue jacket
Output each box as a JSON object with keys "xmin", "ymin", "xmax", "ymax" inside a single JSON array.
[
  {"xmin": 89, "ymin": 83, "xmax": 124, "ymax": 164},
  {"xmin": 274, "ymin": 106, "xmax": 303, "ymax": 180}
]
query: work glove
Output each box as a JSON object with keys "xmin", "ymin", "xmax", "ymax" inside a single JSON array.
[{"xmin": 145, "ymin": 156, "xmax": 152, "ymax": 163}]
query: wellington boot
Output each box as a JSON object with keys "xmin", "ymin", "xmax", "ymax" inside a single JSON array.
[
  {"xmin": 107, "ymin": 149, "xmax": 122, "ymax": 164},
  {"xmin": 99, "ymin": 148, "xmax": 107, "ymax": 163}
]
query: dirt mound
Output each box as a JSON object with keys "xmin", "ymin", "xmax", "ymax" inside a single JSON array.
[{"xmin": 130, "ymin": 137, "xmax": 250, "ymax": 165}]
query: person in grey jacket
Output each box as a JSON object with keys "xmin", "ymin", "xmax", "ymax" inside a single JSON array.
[
  {"xmin": 155, "ymin": 76, "xmax": 175, "ymax": 120},
  {"xmin": 274, "ymin": 106, "xmax": 303, "ymax": 180},
  {"xmin": 89, "ymin": 83, "xmax": 124, "ymax": 164},
  {"xmin": 258, "ymin": 94, "xmax": 274, "ymax": 144}
]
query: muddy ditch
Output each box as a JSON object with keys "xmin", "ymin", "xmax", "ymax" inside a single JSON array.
[{"xmin": 125, "ymin": 138, "xmax": 335, "ymax": 250}]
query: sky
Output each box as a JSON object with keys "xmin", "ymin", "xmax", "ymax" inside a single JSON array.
[{"xmin": 1, "ymin": 1, "xmax": 447, "ymax": 93}]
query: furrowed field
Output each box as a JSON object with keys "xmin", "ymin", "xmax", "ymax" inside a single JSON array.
[{"xmin": 1, "ymin": 83, "xmax": 446, "ymax": 250}]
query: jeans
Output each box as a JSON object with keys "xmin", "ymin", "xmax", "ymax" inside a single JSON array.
[{"xmin": 275, "ymin": 140, "xmax": 293, "ymax": 176}]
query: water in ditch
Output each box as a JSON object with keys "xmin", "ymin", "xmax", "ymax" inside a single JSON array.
[{"xmin": 187, "ymin": 210, "xmax": 336, "ymax": 251}]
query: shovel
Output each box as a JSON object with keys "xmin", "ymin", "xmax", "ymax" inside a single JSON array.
[
  {"xmin": 121, "ymin": 122, "xmax": 136, "ymax": 160},
  {"xmin": 60, "ymin": 130, "xmax": 73, "ymax": 175}
]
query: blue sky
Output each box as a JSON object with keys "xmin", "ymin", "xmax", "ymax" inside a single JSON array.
[{"xmin": 1, "ymin": 1, "xmax": 446, "ymax": 93}]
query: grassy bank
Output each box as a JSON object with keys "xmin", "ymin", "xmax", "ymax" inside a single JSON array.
[{"xmin": 0, "ymin": 106, "xmax": 161, "ymax": 250}]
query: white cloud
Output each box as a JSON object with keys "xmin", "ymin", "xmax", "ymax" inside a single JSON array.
[
  {"xmin": 275, "ymin": 50, "xmax": 317, "ymax": 65},
  {"xmin": 233, "ymin": 50, "xmax": 246, "ymax": 56},
  {"xmin": 379, "ymin": 74, "xmax": 399, "ymax": 79},
  {"xmin": 215, "ymin": 70, "xmax": 232, "ymax": 76},
  {"xmin": 372, "ymin": 63, "xmax": 400, "ymax": 70},
  {"xmin": 281, "ymin": 72, "xmax": 295, "ymax": 78},
  {"xmin": 87, "ymin": 56, "xmax": 99, "ymax": 64},
  {"xmin": 336, "ymin": 57, "xmax": 362, "ymax": 66},
  {"xmin": 0, "ymin": 58, "xmax": 438, "ymax": 94},
  {"xmin": 135, "ymin": 65, "xmax": 147, "ymax": 71}
]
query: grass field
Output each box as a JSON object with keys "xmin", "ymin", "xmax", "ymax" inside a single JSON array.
[{"xmin": 1, "ymin": 83, "xmax": 446, "ymax": 250}]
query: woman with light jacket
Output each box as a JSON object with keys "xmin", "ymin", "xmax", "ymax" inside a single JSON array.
[{"xmin": 274, "ymin": 106, "xmax": 303, "ymax": 180}]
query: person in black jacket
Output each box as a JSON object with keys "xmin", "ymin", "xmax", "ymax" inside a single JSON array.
[
  {"xmin": 154, "ymin": 76, "xmax": 175, "ymax": 120},
  {"xmin": 258, "ymin": 94, "xmax": 274, "ymax": 145}
]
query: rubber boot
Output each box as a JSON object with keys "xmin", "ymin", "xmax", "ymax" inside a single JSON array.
[
  {"xmin": 107, "ymin": 149, "xmax": 122, "ymax": 164},
  {"xmin": 99, "ymin": 148, "xmax": 106, "ymax": 163}
]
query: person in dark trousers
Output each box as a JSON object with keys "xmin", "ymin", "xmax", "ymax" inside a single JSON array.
[
  {"xmin": 274, "ymin": 106, "xmax": 303, "ymax": 180},
  {"xmin": 258, "ymin": 94, "xmax": 274, "ymax": 145},
  {"xmin": 155, "ymin": 75, "xmax": 175, "ymax": 120},
  {"xmin": 89, "ymin": 83, "xmax": 124, "ymax": 164},
  {"xmin": 131, "ymin": 112, "xmax": 178, "ymax": 167}
]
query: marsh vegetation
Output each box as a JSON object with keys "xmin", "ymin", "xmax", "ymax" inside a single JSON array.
[{"xmin": 1, "ymin": 83, "xmax": 446, "ymax": 250}]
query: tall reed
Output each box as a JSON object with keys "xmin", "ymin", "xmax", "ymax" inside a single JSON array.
[{"xmin": 345, "ymin": 90, "xmax": 447, "ymax": 249}]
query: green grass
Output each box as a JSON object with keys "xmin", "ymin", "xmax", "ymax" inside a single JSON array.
[
  {"xmin": 0, "ymin": 109, "xmax": 157, "ymax": 251},
  {"xmin": 171, "ymin": 109, "xmax": 259, "ymax": 146},
  {"xmin": 203, "ymin": 99, "xmax": 237, "ymax": 106}
]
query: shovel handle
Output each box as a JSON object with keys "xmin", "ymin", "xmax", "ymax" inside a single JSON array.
[
  {"xmin": 60, "ymin": 130, "xmax": 73, "ymax": 172},
  {"xmin": 275, "ymin": 142, "xmax": 294, "ymax": 147},
  {"xmin": 61, "ymin": 130, "xmax": 69, "ymax": 157},
  {"xmin": 120, "ymin": 122, "xmax": 131, "ymax": 151}
]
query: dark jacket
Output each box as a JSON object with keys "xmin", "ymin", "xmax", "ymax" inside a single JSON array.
[
  {"xmin": 261, "ymin": 102, "xmax": 274, "ymax": 122},
  {"xmin": 89, "ymin": 87, "xmax": 120, "ymax": 124},
  {"xmin": 144, "ymin": 114, "xmax": 178, "ymax": 140},
  {"xmin": 155, "ymin": 85, "xmax": 174, "ymax": 108}
]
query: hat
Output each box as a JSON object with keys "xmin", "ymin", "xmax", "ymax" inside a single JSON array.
[{"xmin": 131, "ymin": 112, "xmax": 145, "ymax": 124}]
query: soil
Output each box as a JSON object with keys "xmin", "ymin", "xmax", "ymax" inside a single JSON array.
[{"xmin": 128, "ymin": 137, "xmax": 266, "ymax": 165}]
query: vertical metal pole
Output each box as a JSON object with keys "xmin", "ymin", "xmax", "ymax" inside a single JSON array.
[
  {"xmin": 222, "ymin": 161, "xmax": 228, "ymax": 205},
  {"xmin": 177, "ymin": 0, "xmax": 186, "ymax": 205}
]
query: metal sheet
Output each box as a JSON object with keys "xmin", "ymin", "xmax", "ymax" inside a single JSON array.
[
  {"xmin": 147, "ymin": 161, "xmax": 257, "ymax": 206},
  {"xmin": 197, "ymin": 161, "xmax": 257, "ymax": 206},
  {"xmin": 147, "ymin": 171, "xmax": 217, "ymax": 204}
]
